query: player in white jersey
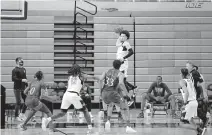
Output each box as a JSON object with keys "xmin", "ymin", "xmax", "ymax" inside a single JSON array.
[
  {"xmin": 179, "ymin": 68, "xmax": 203, "ymax": 135},
  {"xmin": 42, "ymin": 64, "xmax": 99, "ymax": 134}
]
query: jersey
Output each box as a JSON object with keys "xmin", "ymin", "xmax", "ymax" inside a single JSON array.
[
  {"xmin": 116, "ymin": 40, "xmax": 131, "ymax": 60},
  {"xmin": 102, "ymin": 69, "xmax": 120, "ymax": 92},
  {"xmin": 27, "ymin": 80, "xmax": 44, "ymax": 98},
  {"xmin": 183, "ymin": 79, "xmax": 196, "ymax": 101},
  {"xmin": 67, "ymin": 76, "xmax": 83, "ymax": 94}
]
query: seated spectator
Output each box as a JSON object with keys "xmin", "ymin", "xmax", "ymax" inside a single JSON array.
[
  {"xmin": 79, "ymin": 84, "xmax": 93, "ymax": 119},
  {"xmin": 137, "ymin": 76, "xmax": 176, "ymax": 118}
]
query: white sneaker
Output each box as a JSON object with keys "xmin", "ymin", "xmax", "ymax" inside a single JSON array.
[
  {"xmin": 14, "ymin": 117, "xmax": 23, "ymax": 122},
  {"xmin": 105, "ymin": 120, "xmax": 111, "ymax": 131},
  {"xmin": 42, "ymin": 118, "xmax": 51, "ymax": 131},
  {"xmin": 126, "ymin": 126, "xmax": 137, "ymax": 133},
  {"xmin": 19, "ymin": 113, "xmax": 26, "ymax": 121}
]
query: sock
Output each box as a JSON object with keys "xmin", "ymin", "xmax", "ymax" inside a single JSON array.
[{"xmin": 88, "ymin": 125, "xmax": 92, "ymax": 129}]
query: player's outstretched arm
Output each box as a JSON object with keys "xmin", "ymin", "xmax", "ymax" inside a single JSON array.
[{"xmin": 82, "ymin": 74, "xmax": 100, "ymax": 81}]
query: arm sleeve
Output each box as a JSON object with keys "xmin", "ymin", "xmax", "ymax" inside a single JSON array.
[
  {"xmin": 123, "ymin": 48, "xmax": 134, "ymax": 59},
  {"xmin": 12, "ymin": 68, "xmax": 22, "ymax": 82}
]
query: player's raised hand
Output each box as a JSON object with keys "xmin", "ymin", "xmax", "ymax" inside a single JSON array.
[{"xmin": 114, "ymin": 27, "xmax": 123, "ymax": 34}]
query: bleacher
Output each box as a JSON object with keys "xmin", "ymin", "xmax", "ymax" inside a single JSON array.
[{"xmin": 1, "ymin": 1, "xmax": 212, "ymax": 106}]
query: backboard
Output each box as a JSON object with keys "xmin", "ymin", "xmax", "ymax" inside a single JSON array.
[{"xmin": 1, "ymin": 0, "xmax": 28, "ymax": 20}]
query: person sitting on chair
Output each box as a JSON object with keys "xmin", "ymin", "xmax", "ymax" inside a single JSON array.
[
  {"xmin": 79, "ymin": 84, "xmax": 93, "ymax": 120},
  {"xmin": 137, "ymin": 76, "xmax": 176, "ymax": 118}
]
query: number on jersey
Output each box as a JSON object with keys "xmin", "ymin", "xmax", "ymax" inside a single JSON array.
[
  {"xmin": 29, "ymin": 87, "xmax": 36, "ymax": 95},
  {"xmin": 105, "ymin": 77, "xmax": 114, "ymax": 86}
]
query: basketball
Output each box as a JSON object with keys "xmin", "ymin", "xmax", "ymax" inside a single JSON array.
[
  {"xmin": 58, "ymin": 82, "xmax": 66, "ymax": 89},
  {"xmin": 51, "ymin": 82, "xmax": 58, "ymax": 89},
  {"xmin": 114, "ymin": 27, "xmax": 123, "ymax": 34}
]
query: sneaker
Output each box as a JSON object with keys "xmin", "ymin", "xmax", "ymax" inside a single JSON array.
[
  {"xmin": 126, "ymin": 126, "xmax": 137, "ymax": 133},
  {"xmin": 19, "ymin": 113, "xmax": 27, "ymax": 121},
  {"xmin": 42, "ymin": 118, "xmax": 51, "ymax": 131},
  {"xmin": 19, "ymin": 124, "xmax": 27, "ymax": 131},
  {"xmin": 105, "ymin": 120, "xmax": 111, "ymax": 131},
  {"xmin": 128, "ymin": 100, "xmax": 134, "ymax": 107},
  {"xmin": 137, "ymin": 112, "xmax": 144, "ymax": 118},
  {"xmin": 89, "ymin": 112, "xmax": 93, "ymax": 118},
  {"xmin": 87, "ymin": 129, "xmax": 94, "ymax": 134},
  {"xmin": 31, "ymin": 116, "xmax": 36, "ymax": 122},
  {"xmin": 14, "ymin": 117, "xmax": 23, "ymax": 122}
]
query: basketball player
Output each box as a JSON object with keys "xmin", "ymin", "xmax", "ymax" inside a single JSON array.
[
  {"xmin": 42, "ymin": 64, "xmax": 99, "ymax": 134},
  {"xmin": 19, "ymin": 71, "xmax": 53, "ymax": 132},
  {"xmin": 186, "ymin": 62, "xmax": 209, "ymax": 129},
  {"xmin": 116, "ymin": 29, "xmax": 137, "ymax": 92},
  {"xmin": 99, "ymin": 60, "xmax": 136, "ymax": 133},
  {"xmin": 12, "ymin": 57, "xmax": 28, "ymax": 121},
  {"xmin": 179, "ymin": 68, "xmax": 202, "ymax": 135}
]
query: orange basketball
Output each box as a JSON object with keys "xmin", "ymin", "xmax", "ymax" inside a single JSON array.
[
  {"xmin": 51, "ymin": 82, "xmax": 58, "ymax": 89},
  {"xmin": 58, "ymin": 82, "xmax": 66, "ymax": 89}
]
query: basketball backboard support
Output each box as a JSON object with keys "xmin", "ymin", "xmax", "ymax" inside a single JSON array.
[{"xmin": 1, "ymin": 0, "xmax": 28, "ymax": 20}]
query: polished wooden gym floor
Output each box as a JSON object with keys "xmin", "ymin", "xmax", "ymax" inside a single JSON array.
[{"xmin": 1, "ymin": 109, "xmax": 212, "ymax": 135}]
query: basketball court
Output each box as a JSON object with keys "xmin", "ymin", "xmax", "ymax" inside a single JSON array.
[{"xmin": 1, "ymin": 0, "xmax": 212, "ymax": 135}]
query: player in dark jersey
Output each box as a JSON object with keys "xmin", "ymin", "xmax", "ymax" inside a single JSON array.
[
  {"xmin": 186, "ymin": 62, "xmax": 209, "ymax": 129},
  {"xmin": 99, "ymin": 60, "xmax": 136, "ymax": 133},
  {"xmin": 19, "ymin": 71, "xmax": 53, "ymax": 132}
]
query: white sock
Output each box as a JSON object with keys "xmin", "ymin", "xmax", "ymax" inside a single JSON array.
[{"xmin": 47, "ymin": 117, "xmax": 52, "ymax": 121}]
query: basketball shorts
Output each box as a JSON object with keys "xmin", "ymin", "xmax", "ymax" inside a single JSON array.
[
  {"xmin": 61, "ymin": 92, "xmax": 84, "ymax": 110},
  {"xmin": 184, "ymin": 100, "xmax": 198, "ymax": 120},
  {"xmin": 25, "ymin": 97, "xmax": 42, "ymax": 111},
  {"xmin": 102, "ymin": 90, "xmax": 127, "ymax": 110},
  {"xmin": 119, "ymin": 60, "xmax": 128, "ymax": 77}
]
